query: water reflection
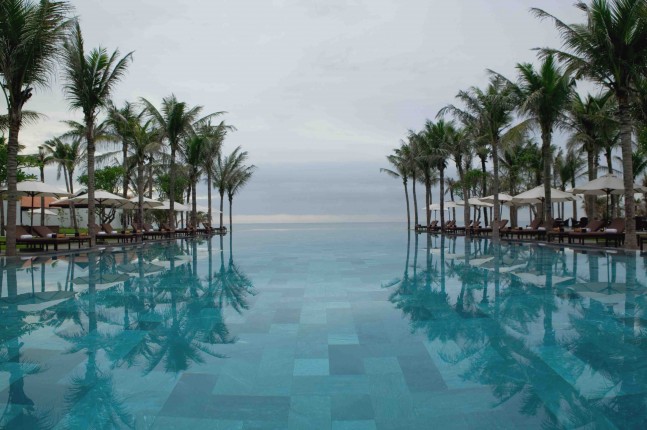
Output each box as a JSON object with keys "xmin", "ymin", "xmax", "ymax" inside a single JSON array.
[
  {"xmin": 0, "ymin": 237, "xmax": 255, "ymax": 429},
  {"xmin": 387, "ymin": 235, "xmax": 647, "ymax": 429}
]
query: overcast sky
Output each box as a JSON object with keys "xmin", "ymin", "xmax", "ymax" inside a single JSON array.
[{"xmin": 17, "ymin": 0, "xmax": 586, "ymax": 223}]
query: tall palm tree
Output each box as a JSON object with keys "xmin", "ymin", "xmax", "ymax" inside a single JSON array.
[
  {"xmin": 380, "ymin": 146, "xmax": 411, "ymax": 228},
  {"xmin": 410, "ymin": 130, "xmax": 434, "ymax": 229},
  {"xmin": 400, "ymin": 139, "xmax": 420, "ymax": 228},
  {"xmin": 226, "ymin": 163, "xmax": 255, "ymax": 232},
  {"xmin": 43, "ymin": 135, "xmax": 85, "ymax": 233},
  {"xmin": 182, "ymin": 134, "xmax": 208, "ymax": 229},
  {"xmin": 103, "ymin": 109, "xmax": 160, "ymax": 226},
  {"xmin": 199, "ymin": 121, "xmax": 232, "ymax": 225},
  {"xmin": 565, "ymin": 92, "xmax": 616, "ymax": 218},
  {"xmin": 0, "ymin": 0, "xmax": 71, "ymax": 256},
  {"xmin": 423, "ymin": 119, "xmax": 454, "ymax": 231},
  {"xmin": 446, "ymin": 126, "xmax": 474, "ymax": 231},
  {"xmin": 215, "ymin": 147, "xmax": 247, "ymax": 230},
  {"xmin": 504, "ymin": 54, "xmax": 575, "ymax": 222},
  {"xmin": 32, "ymin": 146, "xmax": 52, "ymax": 224},
  {"xmin": 441, "ymin": 76, "xmax": 516, "ymax": 240},
  {"xmin": 61, "ymin": 21, "xmax": 132, "ymax": 245},
  {"xmin": 534, "ymin": 0, "xmax": 647, "ymax": 248},
  {"xmin": 141, "ymin": 95, "xmax": 222, "ymax": 229}
]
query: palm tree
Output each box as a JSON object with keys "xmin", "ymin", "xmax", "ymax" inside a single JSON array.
[
  {"xmin": 423, "ymin": 119, "xmax": 454, "ymax": 231},
  {"xmin": 440, "ymin": 76, "xmax": 516, "ymax": 240},
  {"xmin": 446, "ymin": 126, "xmax": 474, "ymax": 230},
  {"xmin": 182, "ymin": 134, "xmax": 208, "ymax": 230},
  {"xmin": 380, "ymin": 146, "xmax": 411, "ymax": 228},
  {"xmin": 534, "ymin": 0, "xmax": 647, "ymax": 248},
  {"xmin": 199, "ymin": 121, "xmax": 232, "ymax": 225},
  {"xmin": 226, "ymin": 162, "xmax": 255, "ymax": 232},
  {"xmin": 141, "ymin": 95, "xmax": 222, "ymax": 229},
  {"xmin": 410, "ymin": 130, "xmax": 434, "ymax": 229},
  {"xmin": 503, "ymin": 54, "xmax": 575, "ymax": 222},
  {"xmin": 215, "ymin": 147, "xmax": 247, "ymax": 230},
  {"xmin": 31, "ymin": 146, "xmax": 52, "ymax": 225},
  {"xmin": 0, "ymin": 0, "xmax": 71, "ymax": 256},
  {"xmin": 565, "ymin": 92, "xmax": 616, "ymax": 218},
  {"xmin": 400, "ymin": 139, "xmax": 420, "ymax": 228},
  {"xmin": 61, "ymin": 21, "xmax": 132, "ymax": 245}
]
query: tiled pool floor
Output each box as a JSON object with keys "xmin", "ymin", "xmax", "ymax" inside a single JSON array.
[{"xmin": 1, "ymin": 224, "xmax": 646, "ymax": 429}]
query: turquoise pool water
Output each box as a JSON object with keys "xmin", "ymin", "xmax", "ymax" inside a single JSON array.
[{"xmin": 1, "ymin": 223, "xmax": 646, "ymax": 429}]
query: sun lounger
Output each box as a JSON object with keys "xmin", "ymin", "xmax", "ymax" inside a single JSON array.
[
  {"xmin": 15, "ymin": 225, "xmax": 71, "ymax": 251},
  {"xmin": 568, "ymin": 218, "xmax": 625, "ymax": 246},
  {"xmin": 474, "ymin": 220, "xmax": 508, "ymax": 236},
  {"xmin": 501, "ymin": 218, "xmax": 549, "ymax": 240},
  {"xmin": 99, "ymin": 224, "xmax": 139, "ymax": 243},
  {"xmin": 33, "ymin": 225, "xmax": 90, "ymax": 249}
]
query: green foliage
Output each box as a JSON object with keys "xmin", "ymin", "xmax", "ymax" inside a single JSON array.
[
  {"xmin": 78, "ymin": 166, "xmax": 124, "ymax": 193},
  {"xmin": 156, "ymin": 172, "xmax": 188, "ymax": 203},
  {"xmin": 0, "ymin": 136, "xmax": 36, "ymax": 183}
]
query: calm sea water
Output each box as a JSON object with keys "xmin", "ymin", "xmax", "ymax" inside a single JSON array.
[{"xmin": 0, "ymin": 223, "xmax": 646, "ymax": 429}]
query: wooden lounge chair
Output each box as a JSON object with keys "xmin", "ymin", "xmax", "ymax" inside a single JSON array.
[
  {"xmin": 568, "ymin": 218, "xmax": 625, "ymax": 246},
  {"xmin": 16, "ymin": 225, "xmax": 71, "ymax": 251},
  {"xmin": 566, "ymin": 219, "xmax": 605, "ymax": 244},
  {"xmin": 33, "ymin": 225, "xmax": 90, "ymax": 249},
  {"xmin": 502, "ymin": 218, "xmax": 549, "ymax": 240},
  {"xmin": 474, "ymin": 220, "xmax": 508, "ymax": 236},
  {"xmin": 99, "ymin": 223, "xmax": 138, "ymax": 243}
]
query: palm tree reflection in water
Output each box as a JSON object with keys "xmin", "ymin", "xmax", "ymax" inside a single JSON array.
[
  {"xmin": 385, "ymin": 235, "xmax": 647, "ymax": 428},
  {"xmin": 0, "ymin": 236, "xmax": 255, "ymax": 429}
]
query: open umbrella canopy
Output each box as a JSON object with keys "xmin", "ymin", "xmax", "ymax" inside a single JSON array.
[
  {"xmin": 480, "ymin": 193, "xmax": 514, "ymax": 203},
  {"xmin": 52, "ymin": 189, "xmax": 132, "ymax": 208},
  {"xmin": 0, "ymin": 181, "xmax": 71, "ymax": 198},
  {"xmin": 511, "ymin": 186, "xmax": 576, "ymax": 205},
  {"xmin": 129, "ymin": 196, "xmax": 164, "ymax": 209},
  {"xmin": 1, "ymin": 181, "xmax": 71, "ymax": 227},
  {"xmin": 156, "ymin": 200, "xmax": 190, "ymax": 211},
  {"xmin": 571, "ymin": 174, "xmax": 647, "ymax": 195},
  {"xmin": 28, "ymin": 208, "xmax": 58, "ymax": 216},
  {"xmin": 456, "ymin": 198, "xmax": 494, "ymax": 207}
]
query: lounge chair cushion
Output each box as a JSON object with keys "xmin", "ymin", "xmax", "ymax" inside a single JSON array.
[
  {"xmin": 538, "ymin": 227, "xmax": 546, "ymax": 231},
  {"xmin": 20, "ymin": 234, "xmax": 33, "ymax": 239},
  {"xmin": 98, "ymin": 231, "xmax": 106, "ymax": 235},
  {"xmin": 605, "ymin": 228, "xmax": 617, "ymax": 233}
]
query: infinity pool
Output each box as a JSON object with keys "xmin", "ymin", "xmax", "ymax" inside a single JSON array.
[{"xmin": 1, "ymin": 223, "xmax": 646, "ymax": 429}]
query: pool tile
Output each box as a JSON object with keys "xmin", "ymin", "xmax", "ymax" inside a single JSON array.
[
  {"xmin": 331, "ymin": 419, "xmax": 377, "ymax": 430},
  {"xmin": 287, "ymin": 395, "xmax": 331, "ymax": 429},
  {"xmin": 331, "ymin": 393, "xmax": 375, "ymax": 420},
  {"xmin": 204, "ymin": 395, "xmax": 290, "ymax": 421},
  {"xmin": 293, "ymin": 359, "xmax": 329, "ymax": 376},
  {"xmin": 329, "ymin": 345, "xmax": 364, "ymax": 375}
]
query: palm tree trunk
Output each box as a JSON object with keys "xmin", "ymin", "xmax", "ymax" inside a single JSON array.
[
  {"xmin": 147, "ymin": 158, "xmax": 153, "ymax": 198},
  {"xmin": 68, "ymin": 171, "xmax": 79, "ymax": 235},
  {"xmin": 439, "ymin": 168, "xmax": 445, "ymax": 232},
  {"xmin": 412, "ymin": 172, "xmax": 419, "ymax": 228},
  {"xmin": 169, "ymin": 145, "xmax": 176, "ymax": 230},
  {"xmin": 480, "ymin": 155, "xmax": 489, "ymax": 227},
  {"xmin": 571, "ymin": 177, "xmax": 577, "ymax": 222},
  {"xmin": 122, "ymin": 142, "xmax": 129, "ymax": 230},
  {"xmin": 492, "ymin": 139, "xmax": 500, "ymax": 241},
  {"xmin": 586, "ymin": 150, "xmax": 596, "ymax": 219},
  {"xmin": 192, "ymin": 180, "xmax": 197, "ymax": 234},
  {"xmin": 138, "ymin": 163, "xmax": 145, "ymax": 232},
  {"xmin": 229, "ymin": 195, "xmax": 233, "ymax": 232},
  {"xmin": 86, "ymin": 119, "xmax": 97, "ymax": 246},
  {"xmin": 0, "ymin": 198, "xmax": 4, "ymax": 236},
  {"xmin": 541, "ymin": 128, "xmax": 552, "ymax": 223},
  {"xmin": 219, "ymin": 190, "xmax": 224, "ymax": 229},
  {"xmin": 424, "ymin": 173, "xmax": 431, "ymax": 229},
  {"xmin": 618, "ymin": 93, "xmax": 637, "ymax": 249},
  {"xmin": 5, "ymin": 108, "xmax": 21, "ymax": 256},
  {"xmin": 402, "ymin": 179, "xmax": 410, "ymax": 229},
  {"xmin": 207, "ymin": 170, "xmax": 213, "ymax": 224},
  {"xmin": 40, "ymin": 167, "xmax": 45, "ymax": 226}
]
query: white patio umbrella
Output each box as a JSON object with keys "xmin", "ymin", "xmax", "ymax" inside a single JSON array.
[
  {"xmin": 456, "ymin": 198, "xmax": 494, "ymax": 207},
  {"xmin": 0, "ymin": 181, "xmax": 71, "ymax": 227},
  {"xmin": 129, "ymin": 196, "xmax": 164, "ymax": 209},
  {"xmin": 52, "ymin": 190, "xmax": 134, "ymax": 225},
  {"xmin": 29, "ymin": 208, "xmax": 58, "ymax": 217},
  {"xmin": 444, "ymin": 201, "xmax": 459, "ymax": 208},
  {"xmin": 511, "ymin": 186, "xmax": 576, "ymax": 205},
  {"xmin": 480, "ymin": 194, "xmax": 514, "ymax": 204},
  {"xmin": 571, "ymin": 174, "xmax": 647, "ymax": 219},
  {"xmin": 156, "ymin": 200, "xmax": 190, "ymax": 211}
]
